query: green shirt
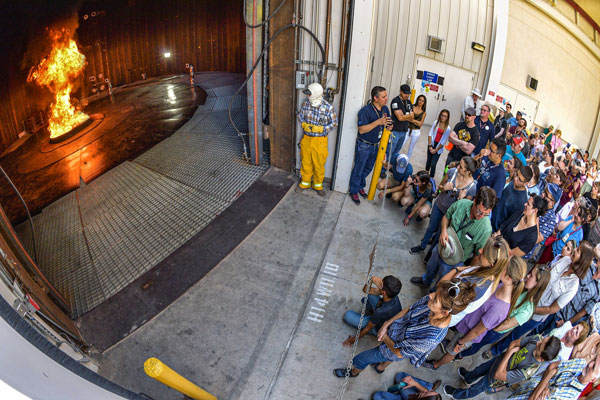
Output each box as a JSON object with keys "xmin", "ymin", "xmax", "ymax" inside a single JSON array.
[
  {"xmin": 497, "ymin": 293, "xmax": 534, "ymax": 334},
  {"xmin": 445, "ymin": 199, "xmax": 492, "ymax": 262}
]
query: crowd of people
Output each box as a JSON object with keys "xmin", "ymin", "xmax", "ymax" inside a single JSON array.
[{"xmin": 335, "ymin": 84, "xmax": 600, "ymax": 399}]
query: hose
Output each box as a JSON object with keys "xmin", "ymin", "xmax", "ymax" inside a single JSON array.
[
  {"xmin": 0, "ymin": 166, "xmax": 37, "ymax": 263},
  {"xmin": 229, "ymin": 22, "xmax": 325, "ymax": 161}
]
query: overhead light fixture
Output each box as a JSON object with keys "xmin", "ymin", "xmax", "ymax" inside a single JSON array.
[
  {"xmin": 471, "ymin": 42, "xmax": 485, "ymax": 53},
  {"xmin": 164, "ymin": 52, "xmax": 171, "ymax": 58}
]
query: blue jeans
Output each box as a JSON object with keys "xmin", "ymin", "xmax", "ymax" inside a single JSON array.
[
  {"xmin": 489, "ymin": 318, "xmax": 542, "ymax": 357},
  {"xmin": 350, "ymin": 140, "xmax": 378, "ymax": 194},
  {"xmin": 419, "ymin": 204, "xmax": 444, "ymax": 249},
  {"xmin": 458, "ymin": 329, "xmax": 503, "ymax": 358},
  {"xmin": 422, "ymin": 243, "xmax": 462, "ymax": 287},
  {"xmin": 372, "ymin": 372, "xmax": 433, "ymax": 400},
  {"xmin": 352, "ymin": 346, "xmax": 390, "ymax": 370},
  {"xmin": 343, "ymin": 295, "xmax": 380, "ymax": 335},
  {"xmin": 426, "ymin": 150, "xmax": 441, "ymax": 178},
  {"xmin": 452, "ymin": 358, "xmax": 497, "ymax": 399},
  {"xmin": 381, "ymin": 131, "xmax": 407, "ymax": 175},
  {"xmin": 531, "ymin": 313, "xmax": 559, "ymax": 336}
]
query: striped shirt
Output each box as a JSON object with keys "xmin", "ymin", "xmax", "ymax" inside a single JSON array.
[
  {"xmin": 297, "ymin": 100, "xmax": 338, "ymax": 137},
  {"xmin": 558, "ymin": 264, "xmax": 600, "ymax": 322},
  {"xmin": 379, "ymin": 295, "xmax": 448, "ymax": 367},
  {"xmin": 508, "ymin": 358, "xmax": 587, "ymax": 400}
]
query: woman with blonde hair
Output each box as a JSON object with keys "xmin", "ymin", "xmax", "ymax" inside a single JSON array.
[
  {"xmin": 333, "ymin": 279, "xmax": 476, "ymax": 377},
  {"xmin": 425, "ymin": 256, "xmax": 527, "ymax": 369},
  {"xmin": 439, "ymin": 236, "xmax": 510, "ymax": 327}
]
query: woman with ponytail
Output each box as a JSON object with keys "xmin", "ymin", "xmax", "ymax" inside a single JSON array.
[
  {"xmin": 333, "ymin": 279, "xmax": 476, "ymax": 377},
  {"xmin": 424, "ymin": 256, "xmax": 527, "ymax": 369},
  {"xmin": 459, "ymin": 264, "xmax": 551, "ymax": 359}
]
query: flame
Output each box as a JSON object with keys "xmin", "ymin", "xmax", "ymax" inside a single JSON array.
[{"xmin": 28, "ymin": 28, "xmax": 89, "ymax": 139}]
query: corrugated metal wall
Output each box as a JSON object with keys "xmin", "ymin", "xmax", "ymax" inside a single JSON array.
[
  {"xmin": 366, "ymin": 0, "xmax": 494, "ymax": 100},
  {"xmin": 0, "ymin": 0, "xmax": 245, "ymax": 154}
]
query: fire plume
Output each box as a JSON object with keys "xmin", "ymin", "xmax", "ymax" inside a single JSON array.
[{"xmin": 28, "ymin": 28, "xmax": 89, "ymax": 139}]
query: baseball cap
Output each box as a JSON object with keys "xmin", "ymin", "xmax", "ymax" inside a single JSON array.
[
  {"xmin": 400, "ymin": 84, "xmax": 411, "ymax": 94},
  {"xmin": 464, "ymin": 107, "xmax": 476, "ymax": 117},
  {"xmin": 512, "ymin": 137, "xmax": 524, "ymax": 148},
  {"xmin": 396, "ymin": 154, "xmax": 409, "ymax": 174}
]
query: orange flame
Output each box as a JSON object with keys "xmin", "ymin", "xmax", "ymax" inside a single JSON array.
[{"xmin": 28, "ymin": 28, "xmax": 89, "ymax": 139}]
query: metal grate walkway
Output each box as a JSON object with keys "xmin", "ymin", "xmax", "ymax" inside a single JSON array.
[{"xmin": 16, "ymin": 73, "xmax": 269, "ymax": 317}]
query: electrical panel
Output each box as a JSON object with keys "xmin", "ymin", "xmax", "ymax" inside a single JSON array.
[{"xmin": 296, "ymin": 71, "xmax": 309, "ymax": 89}]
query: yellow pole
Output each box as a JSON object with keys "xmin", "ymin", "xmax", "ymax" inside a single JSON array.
[
  {"xmin": 410, "ymin": 88, "xmax": 416, "ymax": 104},
  {"xmin": 144, "ymin": 358, "xmax": 217, "ymax": 400},
  {"xmin": 367, "ymin": 129, "xmax": 391, "ymax": 200}
]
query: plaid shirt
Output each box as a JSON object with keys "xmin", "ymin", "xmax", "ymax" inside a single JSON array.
[
  {"xmin": 558, "ymin": 264, "xmax": 600, "ymax": 322},
  {"xmin": 297, "ymin": 100, "xmax": 338, "ymax": 137},
  {"xmin": 508, "ymin": 358, "xmax": 587, "ymax": 400},
  {"xmin": 525, "ymin": 208, "xmax": 557, "ymax": 259}
]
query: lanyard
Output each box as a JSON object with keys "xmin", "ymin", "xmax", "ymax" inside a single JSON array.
[
  {"xmin": 372, "ymin": 104, "xmax": 383, "ymax": 137},
  {"xmin": 456, "ymin": 215, "xmax": 474, "ymax": 235}
]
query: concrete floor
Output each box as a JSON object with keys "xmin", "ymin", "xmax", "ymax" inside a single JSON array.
[{"xmin": 96, "ymin": 128, "xmax": 506, "ymax": 399}]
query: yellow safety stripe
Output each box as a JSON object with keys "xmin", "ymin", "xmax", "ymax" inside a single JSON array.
[
  {"xmin": 300, "ymin": 181, "xmax": 311, "ymax": 187},
  {"xmin": 313, "ymin": 183, "xmax": 322, "ymax": 187}
]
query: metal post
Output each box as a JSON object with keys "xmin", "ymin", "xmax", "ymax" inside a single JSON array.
[
  {"xmin": 367, "ymin": 129, "xmax": 391, "ymax": 200},
  {"xmin": 245, "ymin": 0, "xmax": 264, "ymax": 165},
  {"xmin": 144, "ymin": 358, "xmax": 217, "ymax": 400}
]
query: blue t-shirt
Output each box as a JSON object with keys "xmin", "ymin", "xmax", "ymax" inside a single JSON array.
[
  {"xmin": 507, "ymin": 117, "xmax": 518, "ymax": 127},
  {"xmin": 473, "ymin": 117, "xmax": 495, "ymax": 156},
  {"xmin": 474, "ymin": 156, "xmax": 506, "ymax": 198},
  {"xmin": 370, "ymin": 296, "xmax": 403, "ymax": 331},
  {"xmin": 390, "ymin": 156, "xmax": 413, "ymax": 183},
  {"xmin": 502, "ymin": 148, "xmax": 527, "ymax": 179},
  {"xmin": 358, "ymin": 104, "xmax": 391, "ymax": 144},
  {"xmin": 553, "ymin": 216, "xmax": 584, "ymax": 256},
  {"xmin": 491, "ymin": 181, "xmax": 529, "ymax": 231}
]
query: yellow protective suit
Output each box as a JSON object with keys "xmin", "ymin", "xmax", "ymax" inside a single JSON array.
[{"xmin": 299, "ymin": 132, "xmax": 328, "ymax": 190}]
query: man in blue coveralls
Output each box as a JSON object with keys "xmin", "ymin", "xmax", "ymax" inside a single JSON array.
[{"xmin": 349, "ymin": 86, "xmax": 393, "ymax": 205}]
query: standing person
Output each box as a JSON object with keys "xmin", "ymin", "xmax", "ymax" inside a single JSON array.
[
  {"xmin": 410, "ymin": 157, "xmax": 477, "ymax": 254},
  {"xmin": 543, "ymin": 125, "xmax": 555, "ymax": 145},
  {"xmin": 410, "ymin": 187, "xmax": 496, "ymax": 289},
  {"xmin": 473, "ymin": 104, "xmax": 495, "ymax": 156},
  {"xmin": 505, "ymin": 103, "xmax": 514, "ymax": 120},
  {"xmin": 494, "ymin": 107, "xmax": 508, "ymax": 139},
  {"xmin": 386, "ymin": 84, "xmax": 414, "ymax": 175},
  {"xmin": 425, "ymin": 109, "xmax": 451, "ymax": 178},
  {"xmin": 538, "ymin": 147, "xmax": 554, "ymax": 176},
  {"xmin": 473, "ymin": 137, "xmax": 507, "ymax": 198},
  {"xmin": 525, "ymin": 183, "xmax": 561, "ymax": 261},
  {"xmin": 461, "ymin": 88, "xmax": 481, "ymax": 121},
  {"xmin": 348, "ymin": 86, "xmax": 393, "ymax": 205},
  {"xmin": 550, "ymin": 129, "xmax": 563, "ymax": 153},
  {"xmin": 497, "ymin": 195, "xmax": 548, "ymax": 258},
  {"xmin": 332, "ymin": 280, "xmax": 476, "ymax": 377},
  {"xmin": 491, "ymin": 166, "xmax": 533, "ymax": 231},
  {"xmin": 503, "ymin": 137, "xmax": 527, "ymax": 173},
  {"xmin": 582, "ymin": 160, "xmax": 599, "ymax": 196},
  {"xmin": 404, "ymin": 95, "xmax": 427, "ymax": 160},
  {"xmin": 297, "ymin": 83, "xmax": 338, "ymax": 194},
  {"xmin": 445, "ymin": 107, "xmax": 479, "ymax": 167}
]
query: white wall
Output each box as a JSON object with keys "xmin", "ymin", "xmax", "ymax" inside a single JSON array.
[{"xmin": 501, "ymin": 0, "xmax": 600, "ymax": 149}]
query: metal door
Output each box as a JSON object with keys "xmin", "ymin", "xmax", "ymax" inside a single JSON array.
[
  {"xmin": 439, "ymin": 64, "xmax": 476, "ymax": 128},
  {"xmin": 414, "ymin": 56, "xmax": 446, "ymax": 126}
]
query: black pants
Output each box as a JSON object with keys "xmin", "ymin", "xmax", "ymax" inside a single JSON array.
[
  {"xmin": 426, "ymin": 151, "xmax": 441, "ymax": 177},
  {"xmin": 445, "ymin": 152, "xmax": 461, "ymax": 168}
]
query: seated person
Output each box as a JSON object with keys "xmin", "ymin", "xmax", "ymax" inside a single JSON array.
[
  {"xmin": 333, "ymin": 279, "xmax": 475, "ymax": 377},
  {"xmin": 400, "ymin": 170, "xmax": 435, "ymax": 225},
  {"xmin": 342, "ymin": 275, "xmax": 402, "ymax": 346},
  {"xmin": 443, "ymin": 334, "xmax": 561, "ymax": 399},
  {"xmin": 373, "ymin": 372, "xmax": 441, "ymax": 400},
  {"xmin": 377, "ymin": 154, "xmax": 413, "ymax": 202}
]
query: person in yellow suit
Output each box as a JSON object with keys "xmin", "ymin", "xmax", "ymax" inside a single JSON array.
[{"xmin": 297, "ymin": 82, "xmax": 338, "ymax": 195}]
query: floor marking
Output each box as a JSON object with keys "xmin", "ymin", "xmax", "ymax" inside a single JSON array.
[{"xmin": 307, "ymin": 263, "xmax": 340, "ymax": 323}]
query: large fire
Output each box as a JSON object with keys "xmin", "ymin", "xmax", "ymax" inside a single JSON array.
[{"xmin": 27, "ymin": 28, "xmax": 89, "ymax": 140}]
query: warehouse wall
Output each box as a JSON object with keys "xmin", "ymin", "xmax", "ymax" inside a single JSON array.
[
  {"xmin": 0, "ymin": 0, "xmax": 245, "ymax": 154},
  {"xmin": 501, "ymin": 0, "xmax": 600, "ymax": 149}
]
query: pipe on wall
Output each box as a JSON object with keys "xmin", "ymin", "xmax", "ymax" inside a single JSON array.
[{"xmin": 321, "ymin": 0, "xmax": 333, "ymax": 87}]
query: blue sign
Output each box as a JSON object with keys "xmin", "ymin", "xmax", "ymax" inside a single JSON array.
[{"xmin": 423, "ymin": 71, "xmax": 438, "ymax": 83}]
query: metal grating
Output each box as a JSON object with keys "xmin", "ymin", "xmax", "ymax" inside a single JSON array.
[{"xmin": 14, "ymin": 74, "xmax": 269, "ymax": 317}]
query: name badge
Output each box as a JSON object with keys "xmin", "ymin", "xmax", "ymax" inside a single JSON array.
[{"xmin": 465, "ymin": 233, "xmax": 474, "ymax": 241}]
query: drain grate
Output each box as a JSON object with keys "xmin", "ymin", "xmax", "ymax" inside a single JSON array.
[{"xmin": 15, "ymin": 74, "xmax": 269, "ymax": 318}]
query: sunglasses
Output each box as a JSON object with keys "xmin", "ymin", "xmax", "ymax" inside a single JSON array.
[
  {"xmin": 448, "ymin": 280, "xmax": 461, "ymax": 298},
  {"xmin": 465, "ymin": 113, "xmax": 475, "ymax": 117}
]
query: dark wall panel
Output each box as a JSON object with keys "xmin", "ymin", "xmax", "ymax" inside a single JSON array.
[{"xmin": 0, "ymin": 0, "xmax": 245, "ymax": 153}]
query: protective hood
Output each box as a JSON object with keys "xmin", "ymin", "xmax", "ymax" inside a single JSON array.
[{"xmin": 306, "ymin": 83, "xmax": 324, "ymax": 107}]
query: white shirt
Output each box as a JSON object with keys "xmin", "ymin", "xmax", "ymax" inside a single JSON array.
[
  {"xmin": 461, "ymin": 95, "xmax": 482, "ymax": 116},
  {"xmin": 549, "ymin": 321, "xmax": 574, "ymax": 361},
  {"xmin": 532, "ymin": 256, "xmax": 579, "ymax": 321}
]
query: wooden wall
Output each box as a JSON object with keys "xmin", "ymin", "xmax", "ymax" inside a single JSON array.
[{"xmin": 0, "ymin": 0, "xmax": 245, "ymax": 154}]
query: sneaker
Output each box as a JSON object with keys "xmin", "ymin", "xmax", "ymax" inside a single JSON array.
[
  {"xmin": 358, "ymin": 189, "xmax": 368, "ymax": 199},
  {"xmin": 431, "ymin": 380, "xmax": 442, "ymax": 392},
  {"xmin": 385, "ymin": 192, "xmax": 393, "ymax": 199},
  {"xmin": 421, "ymin": 360, "xmax": 438, "ymax": 370},
  {"xmin": 409, "ymin": 277, "xmax": 429, "ymax": 288},
  {"xmin": 443, "ymin": 385, "xmax": 457, "ymax": 399},
  {"xmin": 350, "ymin": 193, "xmax": 360, "ymax": 205},
  {"xmin": 458, "ymin": 367, "xmax": 470, "ymax": 386},
  {"xmin": 410, "ymin": 245, "xmax": 425, "ymax": 254},
  {"xmin": 482, "ymin": 350, "xmax": 492, "ymax": 359}
]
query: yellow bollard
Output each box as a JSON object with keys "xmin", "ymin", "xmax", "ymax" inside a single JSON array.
[
  {"xmin": 410, "ymin": 88, "xmax": 416, "ymax": 104},
  {"xmin": 144, "ymin": 357, "xmax": 217, "ymax": 400},
  {"xmin": 367, "ymin": 129, "xmax": 391, "ymax": 200}
]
